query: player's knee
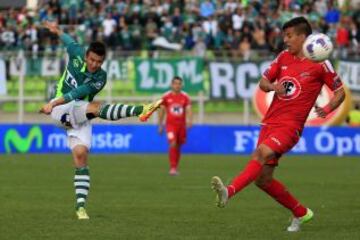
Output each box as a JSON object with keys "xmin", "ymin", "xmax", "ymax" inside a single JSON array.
[
  {"xmin": 252, "ymin": 147, "xmax": 274, "ymax": 164},
  {"xmin": 255, "ymin": 175, "xmax": 272, "ymax": 188},
  {"xmin": 170, "ymin": 142, "xmax": 178, "ymax": 148},
  {"xmin": 74, "ymin": 154, "xmax": 87, "ymax": 167},
  {"xmin": 74, "ymin": 151, "xmax": 86, "ymax": 161},
  {"xmin": 73, "ymin": 147, "xmax": 88, "ymax": 164},
  {"xmin": 255, "ymin": 179, "xmax": 265, "ymax": 188},
  {"xmin": 251, "ymin": 149, "xmax": 267, "ymax": 164}
]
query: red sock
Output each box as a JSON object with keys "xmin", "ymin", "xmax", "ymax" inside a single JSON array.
[
  {"xmin": 169, "ymin": 147, "xmax": 178, "ymax": 169},
  {"xmin": 227, "ymin": 160, "xmax": 263, "ymax": 198},
  {"xmin": 259, "ymin": 179, "xmax": 307, "ymax": 218},
  {"xmin": 175, "ymin": 148, "xmax": 181, "ymax": 168}
]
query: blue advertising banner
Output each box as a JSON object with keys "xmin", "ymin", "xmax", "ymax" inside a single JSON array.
[{"xmin": 0, "ymin": 124, "xmax": 359, "ymax": 156}]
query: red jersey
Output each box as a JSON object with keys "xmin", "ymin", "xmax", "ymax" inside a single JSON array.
[
  {"xmin": 162, "ymin": 91, "xmax": 191, "ymax": 125},
  {"xmin": 262, "ymin": 50, "xmax": 343, "ymax": 130}
]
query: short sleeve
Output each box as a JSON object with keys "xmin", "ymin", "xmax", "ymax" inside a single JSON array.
[
  {"xmin": 321, "ymin": 60, "xmax": 343, "ymax": 91},
  {"xmin": 262, "ymin": 51, "xmax": 284, "ymax": 82}
]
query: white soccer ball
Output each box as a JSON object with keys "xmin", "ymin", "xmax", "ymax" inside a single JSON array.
[{"xmin": 303, "ymin": 33, "xmax": 334, "ymax": 62}]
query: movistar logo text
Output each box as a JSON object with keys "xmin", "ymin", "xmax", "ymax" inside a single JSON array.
[{"xmin": 4, "ymin": 126, "xmax": 43, "ymax": 153}]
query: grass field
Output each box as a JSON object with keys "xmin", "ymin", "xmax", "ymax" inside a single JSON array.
[{"xmin": 0, "ymin": 154, "xmax": 359, "ymax": 240}]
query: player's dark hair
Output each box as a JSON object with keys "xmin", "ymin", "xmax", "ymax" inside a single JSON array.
[
  {"xmin": 282, "ymin": 17, "xmax": 312, "ymax": 36},
  {"xmin": 87, "ymin": 41, "xmax": 106, "ymax": 57},
  {"xmin": 172, "ymin": 76, "xmax": 183, "ymax": 83}
]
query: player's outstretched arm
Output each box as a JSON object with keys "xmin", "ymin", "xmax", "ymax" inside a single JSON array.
[
  {"xmin": 315, "ymin": 87, "xmax": 345, "ymax": 118},
  {"xmin": 43, "ymin": 21, "xmax": 63, "ymax": 36},
  {"xmin": 43, "ymin": 20, "xmax": 82, "ymax": 56}
]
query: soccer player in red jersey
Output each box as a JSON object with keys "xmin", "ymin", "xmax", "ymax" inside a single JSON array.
[
  {"xmin": 158, "ymin": 76, "xmax": 193, "ymax": 176},
  {"xmin": 211, "ymin": 17, "xmax": 346, "ymax": 232}
]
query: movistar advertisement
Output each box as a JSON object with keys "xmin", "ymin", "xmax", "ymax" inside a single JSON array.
[{"xmin": 0, "ymin": 124, "xmax": 359, "ymax": 156}]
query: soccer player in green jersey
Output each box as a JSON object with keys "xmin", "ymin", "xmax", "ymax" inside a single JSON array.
[{"xmin": 40, "ymin": 21, "xmax": 162, "ymax": 220}]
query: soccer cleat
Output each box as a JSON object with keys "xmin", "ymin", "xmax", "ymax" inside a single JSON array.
[
  {"xmin": 76, "ymin": 207, "xmax": 89, "ymax": 220},
  {"xmin": 139, "ymin": 99, "xmax": 163, "ymax": 122},
  {"xmin": 287, "ymin": 208, "xmax": 314, "ymax": 232},
  {"xmin": 169, "ymin": 168, "xmax": 179, "ymax": 176},
  {"xmin": 211, "ymin": 176, "xmax": 228, "ymax": 208}
]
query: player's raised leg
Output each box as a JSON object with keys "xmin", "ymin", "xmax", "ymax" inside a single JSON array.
[
  {"xmin": 86, "ymin": 99, "xmax": 163, "ymax": 122},
  {"xmin": 211, "ymin": 176, "xmax": 228, "ymax": 207},
  {"xmin": 139, "ymin": 99, "xmax": 163, "ymax": 122},
  {"xmin": 97, "ymin": 103, "xmax": 143, "ymax": 119},
  {"xmin": 211, "ymin": 159, "xmax": 262, "ymax": 207},
  {"xmin": 211, "ymin": 144, "xmax": 275, "ymax": 207}
]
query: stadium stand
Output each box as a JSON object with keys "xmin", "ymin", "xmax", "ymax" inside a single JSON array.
[{"xmin": 0, "ymin": 0, "xmax": 359, "ymax": 116}]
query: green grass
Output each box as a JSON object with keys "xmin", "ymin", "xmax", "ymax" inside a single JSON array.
[{"xmin": 0, "ymin": 155, "xmax": 359, "ymax": 240}]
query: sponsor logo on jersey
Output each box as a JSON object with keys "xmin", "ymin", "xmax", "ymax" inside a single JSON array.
[
  {"xmin": 170, "ymin": 104, "xmax": 184, "ymax": 116},
  {"xmin": 65, "ymin": 70, "xmax": 77, "ymax": 88},
  {"xmin": 253, "ymin": 84, "xmax": 352, "ymax": 126},
  {"xmin": 73, "ymin": 59, "xmax": 80, "ymax": 68},
  {"xmin": 93, "ymin": 81, "xmax": 104, "ymax": 90},
  {"xmin": 278, "ymin": 76, "xmax": 301, "ymax": 100},
  {"xmin": 271, "ymin": 137, "xmax": 281, "ymax": 146},
  {"xmin": 300, "ymin": 72, "xmax": 310, "ymax": 78}
]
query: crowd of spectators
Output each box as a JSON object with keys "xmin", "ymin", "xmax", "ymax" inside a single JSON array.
[{"xmin": 0, "ymin": 0, "xmax": 359, "ymax": 60}]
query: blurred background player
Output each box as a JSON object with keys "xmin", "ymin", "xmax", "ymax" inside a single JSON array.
[
  {"xmin": 211, "ymin": 17, "xmax": 346, "ymax": 232},
  {"xmin": 40, "ymin": 21, "xmax": 161, "ymax": 220},
  {"xmin": 158, "ymin": 76, "xmax": 193, "ymax": 176}
]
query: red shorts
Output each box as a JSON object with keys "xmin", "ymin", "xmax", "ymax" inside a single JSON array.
[
  {"xmin": 257, "ymin": 124, "xmax": 301, "ymax": 166},
  {"xmin": 166, "ymin": 124, "xmax": 186, "ymax": 145}
]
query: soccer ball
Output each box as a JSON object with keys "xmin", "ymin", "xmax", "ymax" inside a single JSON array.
[{"xmin": 303, "ymin": 33, "xmax": 334, "ymax": 62}]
